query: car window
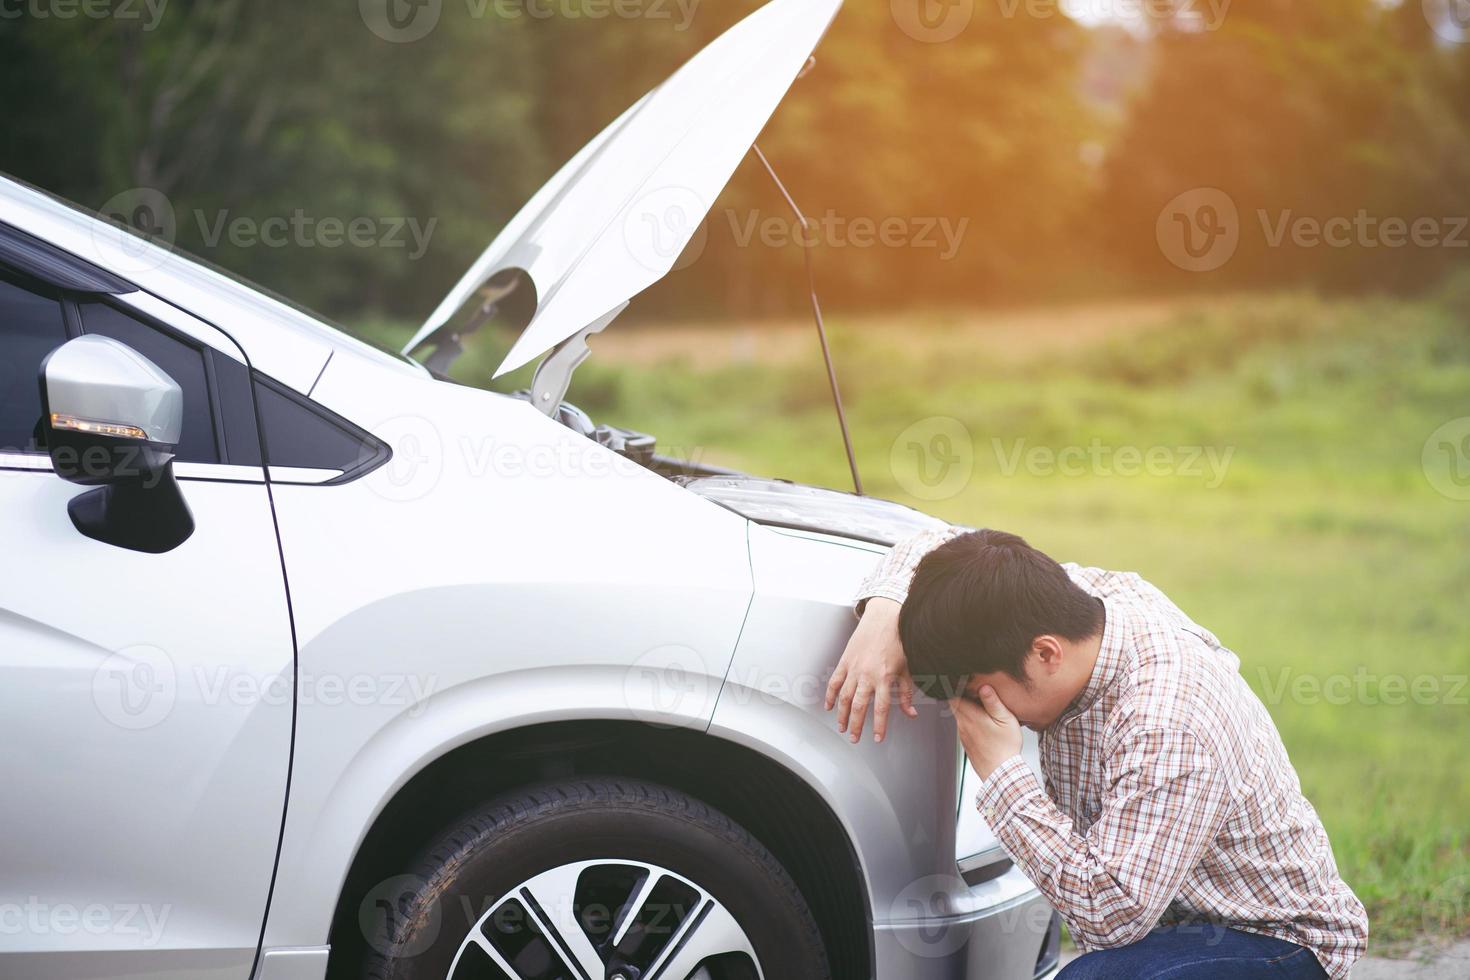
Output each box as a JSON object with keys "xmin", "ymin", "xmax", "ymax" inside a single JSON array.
[
  {"xmin": 77, "ymin": 301, "xmax": 220, "ymax": 463},
  {"xmin": 0, "ymin": 272, "xmax": 67, "ymax": 454},
  {"xmin": 209, "ymin": 350, "xmax": 264, "ymax": 467},
  {"xmin": 253, "ymin": 375, "xmax": 379, "ymax": 473}
]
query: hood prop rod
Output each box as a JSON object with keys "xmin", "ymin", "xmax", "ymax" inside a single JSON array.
[{"xmin": 752, "ymin": 143, "xmax": 863, "ymax": 495}]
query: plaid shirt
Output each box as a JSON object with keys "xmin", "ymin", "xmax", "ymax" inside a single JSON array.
[{"xmin": 858, "ymin": 528, "xmax": 1368, "ymax": 979}]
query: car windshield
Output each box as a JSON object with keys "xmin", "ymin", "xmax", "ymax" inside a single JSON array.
[{"xmin": 405, "ymin": 269, "xmax": 539, "ymax": 392}]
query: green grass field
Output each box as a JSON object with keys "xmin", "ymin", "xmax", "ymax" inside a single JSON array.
[{"xmin": 363, "ymin": 280, "xmax": 1470, "ymax": 946}]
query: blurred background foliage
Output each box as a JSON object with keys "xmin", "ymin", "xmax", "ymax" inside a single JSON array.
[{"xmin": 2, "ymin": 0, "xmax": 1466, "ymax": 326}]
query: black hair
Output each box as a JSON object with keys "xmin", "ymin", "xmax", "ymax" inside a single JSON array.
[{"xmin": 898, "ymin": 529, "xmax": 1103, "ymax": 699}]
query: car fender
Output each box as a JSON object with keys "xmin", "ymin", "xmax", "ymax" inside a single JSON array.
[
  {"xmin": 713, "ymin": 526, "xmax": 1043, "ymax": 928},
  {"xmin": 259, "ymin": 358, "xmax": 754, "ymax": 949}
]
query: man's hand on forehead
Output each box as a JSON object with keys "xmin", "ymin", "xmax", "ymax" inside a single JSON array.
[{"xmin": 952, "ymin": 685, "xmax": 1024, "ymax": 779}]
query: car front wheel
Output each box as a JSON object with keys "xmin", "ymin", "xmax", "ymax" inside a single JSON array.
[{"xmin": 363, "ymin": 777, "xmax": 830, "ymax": 980}]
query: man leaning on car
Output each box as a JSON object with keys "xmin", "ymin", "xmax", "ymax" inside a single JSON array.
[{"xmin": 826, "ymin": 525, "xmax": 1368, "ymax": 980}]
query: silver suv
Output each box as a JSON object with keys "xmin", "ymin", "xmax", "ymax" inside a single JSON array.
[{"xmin": 0, "ymin": 0, "xmax": 1058, "ymax": 977}]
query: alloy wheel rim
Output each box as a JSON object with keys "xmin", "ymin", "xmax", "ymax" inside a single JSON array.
[{"xmin": 447, "ymin": 858, "xmax": 765, "ymax": 980}]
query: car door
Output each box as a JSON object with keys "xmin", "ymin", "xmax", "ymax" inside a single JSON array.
[{"xmin": 0, "ymin": 268, "xmax": 294, "ymax": 980}]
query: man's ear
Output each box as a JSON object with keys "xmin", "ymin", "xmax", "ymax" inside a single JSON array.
[{"xmin": 1031, "ymin": 635, "xmax": 1066, "ymax": 674}]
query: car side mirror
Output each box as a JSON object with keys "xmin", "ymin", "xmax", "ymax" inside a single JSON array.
[{"xmin": 39, "ymin": 335, "xmax": 195, "ymax": 553}]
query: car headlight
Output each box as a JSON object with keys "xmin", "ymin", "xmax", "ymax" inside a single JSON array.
[
  {"xmin": 955, "ymin": 747, "xmax": 1012, "ymax": 884},
  {"xmin": 955, "ymin": 733, "xmax": 1046, "ymax": 885}
]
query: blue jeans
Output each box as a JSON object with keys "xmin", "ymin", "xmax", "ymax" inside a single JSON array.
[{"xmin": 1057, "ymin": 925, "xmax": 1329, "ymax": 980}]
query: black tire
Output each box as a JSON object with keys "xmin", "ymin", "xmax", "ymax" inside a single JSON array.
[{"xmin": 362, "ymin": 777, "xmax": 830, "ymax": 980}]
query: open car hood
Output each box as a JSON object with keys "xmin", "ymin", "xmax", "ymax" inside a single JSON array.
[{"xmin": 402, "ymin": 0, "xmax": 843, "ymax": 377}]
